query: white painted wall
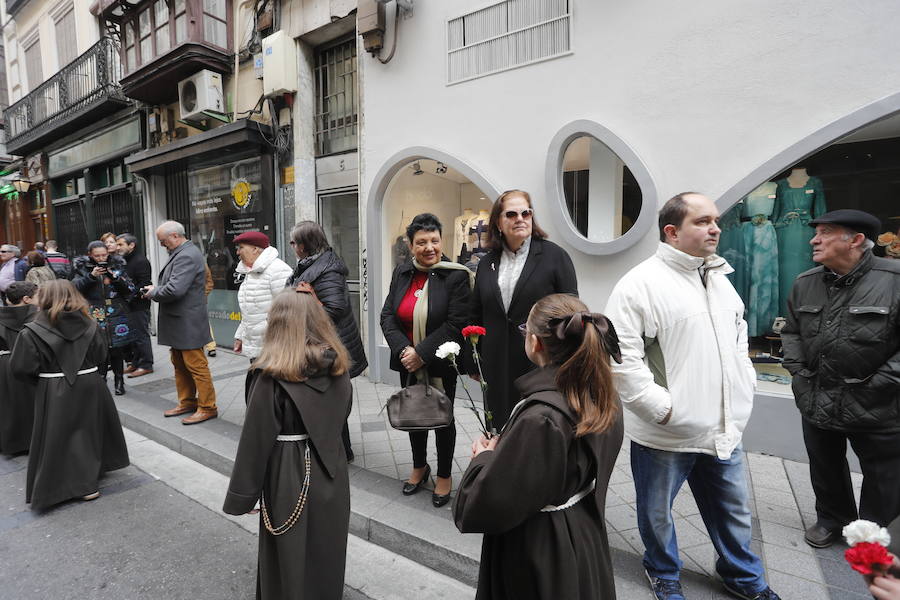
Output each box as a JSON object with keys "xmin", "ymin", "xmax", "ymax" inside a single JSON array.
[{"xmin": 359, "ymin": 0, "xmax": 900, "ymax": 380}]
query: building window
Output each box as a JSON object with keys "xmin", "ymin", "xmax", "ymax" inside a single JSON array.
[
  {"xmin": 175, "ymin": 0, "xmax": 187, "ymax": 44},
  {"xmin": 125, "ymin": 21, "xmax": 136, "ymax": 71},
  {"xmin": 154, "ymin": 0, "xmax": 171, "ymax": 55},
  {"xmin": 139, "ymin": 9, "xmax": 152, "ymax": 64},
  {"xmin": 314, "ymin": 37, "xmax": 358, "ymax": 156},
  {"xmin": 24, "ymin": 38, "xmax": 42, "ymax": 92},
  {"xmin": 203, "ymin": 0, "xmax": 227, "ymax": 48},
  {"xmin": 54, "ymin": 7, "xmax": 77, "ymax": 68},
  {"xmin": 7, "ymin": 33, "xmax": 22, "ymax": 102},
  {"xmin": 447, "ymin": 0, "xmax": 571, "ymax": 84}
]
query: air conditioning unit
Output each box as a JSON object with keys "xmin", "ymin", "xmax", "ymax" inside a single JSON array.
[{"xmin": 178, "ymin": 70, "xmax": 224, "ymax": 121}]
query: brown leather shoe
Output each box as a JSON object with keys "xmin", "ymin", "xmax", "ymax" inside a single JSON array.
[
  {"xmin": 123, "ymin": 364, "xmax": 136, "ymax": 374},
  {"xmin": 127, "ymin": 368, "xmax": 154, "ymax": 378},
  {"xmin": 182, "ymin": 408, "xmax": 218, "ymax": 425},
  {"xmin": 163, "ymin": 402, "xmax": 198, "ymax": 418}
]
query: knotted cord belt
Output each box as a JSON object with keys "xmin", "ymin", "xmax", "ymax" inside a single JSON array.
[
  {"xmin": 261, "ymin": 434, "xmax": 311, "ymax": 536},
  {"xmin": 540, "ymin": 479, "xmax": 596, "ymax": 512}
]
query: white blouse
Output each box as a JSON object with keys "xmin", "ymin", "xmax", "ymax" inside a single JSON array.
[{"xmin": 498, "ymin": 237, "xmax": 531, "ymax": 312}]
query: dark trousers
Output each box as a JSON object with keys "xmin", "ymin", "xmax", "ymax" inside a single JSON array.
[
  {"xmin": 99, "ymin": 347, "xmax": 126, "ymax": 381},
  {"xmin": 126, "ymin": 309, "xmax": 153, "ymax": 369},
  {"xmin": 802, "ymin": 419, "xmax": 900, "ymax": 528},
  {"xmin": 400, "ymin": 370, "xmax": 457, "ymax": 479}
]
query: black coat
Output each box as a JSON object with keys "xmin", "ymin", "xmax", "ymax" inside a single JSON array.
[
  {"xmin": 72, "ymin": 254, "xmax": 137, "ymax": 348},
  {"xmin": 454, "ymin": 366, "xmax": 624, "ymax": 600},
  {"xmin": 10, "ymin": 310, "xmax": 129, "ymax": 510},
  {"xmin": 0, "ymin": 304, "xmax": 37, "ymax": 454},
  {"xmin": 224, "ymin": 367, "xmax": 351, "ymax": 599},
  {"xmin": 470, "ymin": 238, "xmax": 578, "ymax": 428},
  {"xmin": 286, "ymin": 249, "xmax": 368, "ymax": 378},
  {"xmin": 782, "ymin": 250, "xmax": 900, "ymax": 432},
  {"xmin": 380, "ymin": 259, "xmax": 472, "ymax": 381},
  {"xmin": 123, "ymin": 250, "xmax": 153, "ymax": 311}
]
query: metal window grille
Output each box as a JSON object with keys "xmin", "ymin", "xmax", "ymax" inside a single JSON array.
[
  {"xmin": 94, "ymin": 187, "xmax": 138, "ymax": 236},
  {"xmin": 447, "ymin": 0, "xmax": 571, "ymax": 84},
  {"xmin": 53, "ymin": 199, "xmax": 88, "ymax": 259},
  {"xmin": 314, "ymin": 38, "xmax": 358, "ymax": 156}
]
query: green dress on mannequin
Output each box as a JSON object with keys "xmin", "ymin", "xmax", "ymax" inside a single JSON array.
[
  {"xmin": 740, "ymin": 183, "xmax": 779, "ymax": 337},
  {"xmin": 718, "ymin": 202, "xmax": 749, "ymax": 303},
  {"xmin": 773, "ymin": 172, "xmax": 827, "ymax": 316}
]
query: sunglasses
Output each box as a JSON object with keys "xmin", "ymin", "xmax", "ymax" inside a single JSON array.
[{"xmin": 504, "ymin": 209, "xmax": 533, "ymax": 220}]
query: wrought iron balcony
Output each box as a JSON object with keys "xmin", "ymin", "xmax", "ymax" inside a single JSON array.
[{"xmin": 3, "ymin": 37, "xmax": 131, "ymax": 156}]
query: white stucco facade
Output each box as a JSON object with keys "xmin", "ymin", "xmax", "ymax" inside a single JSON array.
[{"xmin": 359, "ymin": 0, "xmax": 900, "ymax": 382}]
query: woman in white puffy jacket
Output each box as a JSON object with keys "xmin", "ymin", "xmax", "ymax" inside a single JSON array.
[{"xmin": 232, "ymin": 232, "xmax": 294, "ymax": 360}]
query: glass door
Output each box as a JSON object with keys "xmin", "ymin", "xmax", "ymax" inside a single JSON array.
[{"xmin": 318, "ymin": 190, "xmax": 360, "ymax": 322}]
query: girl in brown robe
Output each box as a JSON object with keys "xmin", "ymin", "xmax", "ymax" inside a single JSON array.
[
  {"xmin": 9, "ymin": 280, "xmax": 129, "ymax": 509},
  {"xmin": 0, "ymin": 281, "xmax": 38, "ymax": 455},
  {"xmin": 223, "ymin": 288, "xmax": 352, "ymax": 599},
  {"xmin": 454, "ymin": 293, "xmax": 625, "ymax": 599}
]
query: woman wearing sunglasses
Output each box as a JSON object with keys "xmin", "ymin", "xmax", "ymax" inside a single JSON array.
[{"xmin": 469, "ymin": 190, "xmax": 578, "ymax": 430}]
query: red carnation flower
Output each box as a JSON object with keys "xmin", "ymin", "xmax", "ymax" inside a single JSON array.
[
  {"xmin": 462, "ymin": 326, "xmax": 486, "ymax": 339},
  {"xmin": 845, "ymin": 542, "xmax": 893, "ymax": 575}
]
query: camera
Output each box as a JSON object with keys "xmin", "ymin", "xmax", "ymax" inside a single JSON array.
[{"xmin": 96, "ymin": 261, "xmax": 108, "ymax": 268}]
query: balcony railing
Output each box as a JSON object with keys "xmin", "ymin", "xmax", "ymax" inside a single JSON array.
[{"xmin": 4, "ymin": 37, "xmax": 127, "ymax": 155}]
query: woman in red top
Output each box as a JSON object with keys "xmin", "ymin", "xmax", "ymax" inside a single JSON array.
[{"xmin": 380, "ymin": 213, "xmax": 473, "ymax": 507}]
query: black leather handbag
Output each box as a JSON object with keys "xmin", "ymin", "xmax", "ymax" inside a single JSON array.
[{"xmin": 385, "ymin": 371, "xmax": 454, "ymax": 431}]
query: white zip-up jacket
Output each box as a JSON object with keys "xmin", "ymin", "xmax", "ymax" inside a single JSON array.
[
  {"xmin": 235, "ymin": 246, "xmax": 294, "ymax": 359},
  {"xmin": 604, "ymin": 242, "xmax": 756, "ymax": 459}
]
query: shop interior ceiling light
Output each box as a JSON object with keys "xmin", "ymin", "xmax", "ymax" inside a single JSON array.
[
  {"xmin": 435, "ymin": 162, "xmax": 448, "ymax": 174},
  {"xmin": 411, "ymin": 162, "xmax": 423, "ymax": 175}
]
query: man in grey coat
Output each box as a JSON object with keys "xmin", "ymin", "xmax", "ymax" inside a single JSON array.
[{"xmin": 143, "ymin": 221, "xmax": 218, "ymax": 424}]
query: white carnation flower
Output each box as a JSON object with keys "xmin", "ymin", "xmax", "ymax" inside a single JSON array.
[
  {"xmin": 843, "ymin": 519, "xmax": 891, "ymax": 547},
  {"xmin": 436, "ymin": 341, "xmax": 461, "ymax": 360}
]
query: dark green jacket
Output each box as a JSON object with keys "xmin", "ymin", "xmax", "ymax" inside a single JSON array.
[{"xmin": 781, "ymin": 251, "xmax": 900, "ymax": 432}]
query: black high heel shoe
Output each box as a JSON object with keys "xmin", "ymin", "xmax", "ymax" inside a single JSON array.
[
  {"xmin": 432, "ymin": 477, "xmax": 452, "ymax": 507},
  {"xmin": 402, "ymin": 464, "xmax": 431, "ymax": 496}
]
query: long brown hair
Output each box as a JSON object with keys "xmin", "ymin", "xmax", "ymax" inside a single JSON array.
[
  {"xmin": 527, "ymin": 294, "xmax": 619, "ymax": 436},
  {"xmin": 485, "ymin": 189, "xmax": 548, "ymax": 250},
  {"xmin": 35, "ymin": 279, "xmax": 90, "ymax": 324},
  {"xmin": 251, "ymin": 289, "xmax": 350, "ymax": 381}
]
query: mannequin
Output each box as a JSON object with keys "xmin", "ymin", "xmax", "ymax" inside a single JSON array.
[
  {"xmin": 718, "ymin": 200, "xmax": 748, "ymax": 303},
  {"xmin": 453, "ymin": 208, "xmax": 474, "ymax": 263},
  {"xmin": 774, "ymin": 167, "xmax": 827, "ymax": 316},
  {"xmin": 464, "ymin": 209, "xmax": 491, "ymax": 270},
  {"xmin": 740, "ymin": 182, "xmax": 779, "ymax": 337}
]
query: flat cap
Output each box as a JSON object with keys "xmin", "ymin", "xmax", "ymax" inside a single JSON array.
[
  {"xmin": 809, "ymin": 209, "xmax": 882, "ymax": 241},
  {"xmin": 233, "ymin": 231, "xmax": 270, "ymax": 248}
]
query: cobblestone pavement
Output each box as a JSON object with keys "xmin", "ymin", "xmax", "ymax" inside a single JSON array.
[{"xmin": 122, "ymin": 340, "xmax": 872, "ymax": 599}]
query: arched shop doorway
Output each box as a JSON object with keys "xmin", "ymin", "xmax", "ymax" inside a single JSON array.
[
  {"xmin": 367, "ymin": 151, "xmax": 498, "ymax": 383},
  {"xmin": 720, "ymin": 114, "xmax": 900, "ymax": 398}
]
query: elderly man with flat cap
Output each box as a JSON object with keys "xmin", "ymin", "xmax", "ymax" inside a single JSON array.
[{"xmin": 781, "ymin": 209, "xmax": 900, "ymax": 548}]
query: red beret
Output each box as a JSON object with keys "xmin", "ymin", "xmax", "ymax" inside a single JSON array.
[{"xmin": 233, "ymin": 231, "xmax": 270, "ymax": 248}]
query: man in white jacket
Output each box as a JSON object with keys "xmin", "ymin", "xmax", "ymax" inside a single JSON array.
[{"xmin": 605, "ymin": 193, "xmax": 779, "ymax": 600}]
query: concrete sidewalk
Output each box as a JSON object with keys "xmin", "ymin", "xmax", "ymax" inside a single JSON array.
[{"xmin": 115, "ymin": 340, "xmax": 872, "ymax": 599}]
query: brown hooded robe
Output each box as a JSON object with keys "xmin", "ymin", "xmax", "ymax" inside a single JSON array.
[
  {"xmin": 10, "ymin": 310, "xmax": 130, "ymax": 510},
  {"xmin": 0, "ymin": 303, "xmax": 37, "ymax": 454},
  {"xmin": 454, "ymin": 365, "xmax": 624, "ymax": 600},
  {"xmin": 224, "ymin": 366, "xmax": 352, "ymax": 599}
]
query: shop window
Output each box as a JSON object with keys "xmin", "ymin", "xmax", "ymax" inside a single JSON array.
[
  {"xmin": 720, "ymin": 116, "xmax": 900, "ymax": 397},
  {"xmin": 380, "ymin": 157, "xmax": 495, "ymax": 300},
  {"xmin": 546, "ymin": 121, "xmax": 657, "ymax": 256},
  {"xmin": 314, "ymin": 37, "xmax": 358, "ymax": 156},
  {"xmin": 561, "ymin": 135, "xmax": 642, "ymax": 242}
]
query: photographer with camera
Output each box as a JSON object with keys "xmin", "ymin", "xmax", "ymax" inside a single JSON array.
[{"xmin": 73, "ymin": 241, "xmax": 137, "ymax": 396}]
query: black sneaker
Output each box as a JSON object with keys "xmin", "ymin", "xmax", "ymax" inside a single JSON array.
[
  {"xmin": 646, "ymin": 570, "xmax": 685, "ymax": 600},
  {"xmin": 722, "ymin": 581, "xmax": 781, "ymax": 600},
  {"xmin": 804, "ymin": 521, "xmax": 840, "ymax": 548}
]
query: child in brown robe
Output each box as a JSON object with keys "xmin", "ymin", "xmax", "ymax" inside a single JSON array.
[
  {"xmin": 223, "ymin": 288, "xmax": 352, "ymax": 599},
  {"xmin": 454, "ymin": 293, "xmax": 625, "ymax": 599}
]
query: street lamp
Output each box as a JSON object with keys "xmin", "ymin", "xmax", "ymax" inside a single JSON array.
[{"xmin": 11, "ymin": 176, "xmax": 31, "ymax": 193}]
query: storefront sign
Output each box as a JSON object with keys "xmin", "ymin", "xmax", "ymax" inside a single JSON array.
[{"xmin": 48, "ymin": 118, "xmax": 142, "ymax": 177}]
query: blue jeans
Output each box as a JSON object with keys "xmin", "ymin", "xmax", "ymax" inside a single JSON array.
[{"xmin": 631, "ymin": 441, "xmax": 767, "ymax": 594}]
